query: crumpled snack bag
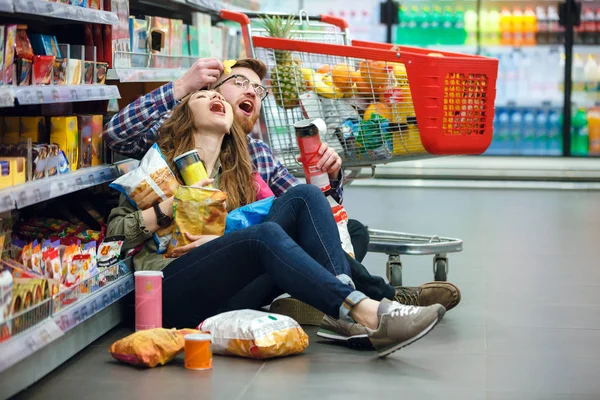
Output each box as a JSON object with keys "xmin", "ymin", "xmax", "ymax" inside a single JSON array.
[
  {"xmin": 109, "ymin": 328, "xmax": 200, "ymax": 368},
  {"xmin": 224, "ymin": 196, "xmax": 275, "ymax": 234},
  {"xmin": 198, "ymin": 310, "xmax": 309, "ymax": 359},
  {"xmin": 165, "ymin": 186, "xmax": 228, "ymax": 257},
  {"xmin": 110, "ymin": 143, "xmax": 179, "ymax": 253}
]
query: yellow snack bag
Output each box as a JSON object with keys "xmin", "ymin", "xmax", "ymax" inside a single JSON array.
[
  {"xmin": 198, "ymin": 310, "xmax": 309, "ymax": 359},
  {"xmin": 109, "ymin": 328, "xmax": 200, "ymax": 368},
  {"xmin": 165, "ymin": 186, "xmax": 228, "ymax": 257}
]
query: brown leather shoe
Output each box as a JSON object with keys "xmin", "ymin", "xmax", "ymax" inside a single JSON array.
[{"xmin": 394, "ymin": 282, "xmax": 461, "ymax": 311}]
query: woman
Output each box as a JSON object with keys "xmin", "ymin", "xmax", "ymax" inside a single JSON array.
[{"xmin": 106, "ymin": 90, "xmax": 445, "ymax": 358}]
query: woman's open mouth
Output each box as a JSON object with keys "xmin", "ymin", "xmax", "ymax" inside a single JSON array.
[
  {"xmin": 238, "ymin": 100, "xmax": 254, "ymax": 116},
  {"xmin": 210, "ymin": 101, "xmax": 226, "ymax": 115}
]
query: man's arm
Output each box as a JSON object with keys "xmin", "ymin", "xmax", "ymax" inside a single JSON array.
[
  {"xmin": 104, "ymin": 58, "xmax": 224, "ymax": 159},
  {"xmin": 103, "ymin": 83, "xmax": 176, "ymax": 159},
  {"xmin": 248, "ymin": 138, "xmax": 344, "ymax": 203}
]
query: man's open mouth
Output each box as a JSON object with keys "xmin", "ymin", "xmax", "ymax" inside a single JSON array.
[
  {"xmin": 239, "ymin": 100, "xmax": 254, "ymax": 115},
  {"xmin": 210, "ymin": 101, "xmax": 226, "ymax": 115}
]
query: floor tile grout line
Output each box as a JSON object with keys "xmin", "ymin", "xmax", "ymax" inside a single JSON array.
[{"xmin": 234, "ymin": 363, "xmax": 266, "ymax": 400}]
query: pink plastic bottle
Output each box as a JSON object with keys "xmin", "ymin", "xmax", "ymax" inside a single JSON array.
[{"xmin": 134, "ymin": 271, "xmax": 163, "ymax": 331}]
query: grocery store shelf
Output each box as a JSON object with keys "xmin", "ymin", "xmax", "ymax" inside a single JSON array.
[
  {"xmin": 0, "ymin": 87, "xmax": 15, "ymax": 108},
  {"xmin": 0, "ymin": 269, "xmax": 133, "ymax": 398},
  {"xmin": 4, "ymin": 0, "xmax": 119, "ymax": 25},
  {"xmin": 495, "ymin": 98, "xmax": 563, "ymax": 108},
  {"xmin": 9, "ymin": 85, "xmax": 121, "ymax": 106},
  {"xmin": 349, "ymin": 156, "xmax": 600, "ymax": 183},
  {"xmin": 107, "ymin": 68, "xmax": 188, "ymax": 83},
  {"xmin": 0, "ymin": 159, "xmax": 139, "ymax": 214}
]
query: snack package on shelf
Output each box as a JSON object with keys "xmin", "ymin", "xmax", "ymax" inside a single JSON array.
[
  {"xmin": 188, "ymin": 25, "xmax": 199, "ymax": 58},
  {"xmin": 0, "ymin": 26, "xmax": 5, "ymax": 85},
  {"xmin": 110, "ymin": 144, "xmax": 179, "ymax": 253},
  {"xmin": 169, "ymin": 19, "xmax": 183, "ymax": 68},
  {"xmin": 33, "ymin": 55, "xmax": 55, "ymax": 85},
  {"xmin": 165, "ymin": 186, "xmax": 227, "ymax": 257},
  {"xmin": 4, "ymin": 25, "xmax": 17, "ymax": 85},
  {"xmin": 50, "ymin": 116, "xmax": 79, "ymax": 172},
  {"xmin": 199, "ymin": 310, "xmax": 309, "ymax": 359},
  {"xmin": 182, "ymin": 24, "xmax": 191, "ymax": 57},
  {"xmin": 0, "ymin": 270, "xmax": 13, "ymax": 342},
  {"xmin": 149, "ymin": 16, "xmax": 170, "ymax": 68},
  {"xmin": 77, "ymin": 115, "xmax": 103, "ymax": 168},
  {"xmin": 129, "ymin": 17, "xmax": 149, "ymax": 68},
  {"xmin": 20, "ymin": 116, "xmax": 46, "ymax": 143},
  {"xmin": 0, "ymin": 158, "xmax": 26, "ymax": 188},
  {"xmin": 29, "ymin": 34, "xmax": 62, "ymax": 58}
]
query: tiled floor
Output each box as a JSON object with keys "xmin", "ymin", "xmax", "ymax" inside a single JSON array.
[{"xmin": 15, "ymin": 186, "xmax": 600, "ymax": 400}]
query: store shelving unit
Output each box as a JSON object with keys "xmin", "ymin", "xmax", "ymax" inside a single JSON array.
[
  {"xmin": 0, "ymin": 0, "xmax": 119, "ymax": 24},
  {"xmin": 0, "ymin": 85, "xmax": 121, "ymax": 107}
]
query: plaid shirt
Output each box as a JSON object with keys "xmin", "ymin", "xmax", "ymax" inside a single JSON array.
[{"xmin": 103, "ymin": 82, "xmax": 344, "ymax": 202}]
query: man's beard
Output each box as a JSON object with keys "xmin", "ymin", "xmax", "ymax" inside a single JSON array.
[{"xmin": 236, "ymin": 111, "xmax": 259, "ymax": 134}]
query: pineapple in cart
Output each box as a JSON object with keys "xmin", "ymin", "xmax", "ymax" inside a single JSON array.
[{"xmin": 261, "ymin": 15, "xmax": 307, "ymax": 109}]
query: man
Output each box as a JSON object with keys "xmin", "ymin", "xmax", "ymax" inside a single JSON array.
[{"xmin": 104, "ymin": 57, "xmax": 460, "ymax": 340}]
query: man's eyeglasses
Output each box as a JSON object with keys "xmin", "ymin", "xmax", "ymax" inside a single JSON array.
[{"xmin": 213, "ymin": 74, "xmax": 269, "ymax": 101}]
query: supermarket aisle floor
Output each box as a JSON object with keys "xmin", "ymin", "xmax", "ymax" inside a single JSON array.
[{"xmin": 16, "ymin": 186, "xmax": 600, "ymax": 400}]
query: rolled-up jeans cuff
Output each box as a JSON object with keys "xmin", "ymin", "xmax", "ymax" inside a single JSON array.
[
  {"xmin": 339, "ymin": 290, "xmax": 369, "ymax": 321},
  {"xmin": 337, "ymin": 273, "xmax": 356, "ymax": 289}
]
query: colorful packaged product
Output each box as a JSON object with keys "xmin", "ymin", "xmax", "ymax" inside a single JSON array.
[
  {"xmin": 89, "ymin": 0, "xmax": 101, "ymax": 9},
  {"xmin": 188, "ymin": 25, "xmax": 199, "ymax": 57},
  {"xmin": 0, "ymin": 26, "xmax": 5, "ymax": 85},
  {"xmin": 32, "ymin": 55, "xmax": 55, "ymax": 85},
  {"xmin": 53, "ymin": 57, "xmax": 68, "ymax": 85},
  {"xmin": 67, "ymin": 59, "xmax": 82, "ymax": 85},
  {"xmin": 95, "ymin": 62, "xmax": 107, "ymax": 84},
  {"xmin": 31, "ymin": 241, "xmax": 43, "ymax": 275},
  {"xmin": 149, "ymin": 17, "xmax": 170, "ymax": 68},
  {"xmin": 83, "ymin": 60, "xmax": 94, "ymax": 84},
  {"xmin": 17, "ymin": 58, "xmax": 32, "ymax": 85},
  {"xmin": 97, "ymin": 236, "xmax": 124, "ymax": 269},
  {"xmin": 181, "ymin": 24, "xmax": 190, "ymax": 57},
  {"xmin": 32, "ymin": 144, "xmax": 49, "ymax": 179},
  {"xmin": 50, "ymin": 116, "xmax": 78, "ymax": 171},
  {"xmin": 29, "ymin": 34, "xmax": 61, "ymax": 58},
  {"xmin": 15, "ymin": 26, "xmax": 34, "ymax": 60},
  {"xmin": 169, "ymin": 19, "xmax": 183, "ymax": 67},
  {"xmin": 129, "ymin": 17, "xmax": 148, "ymax": 68},
  {"xmin": 77, "ymin": 115, "xmax": 103, "ymax": 167},
  {"xmin": 3, "ymin": 25, "xmax": 17, "ymax": 85},
  {"xmin": 20, "ymin": 116, "xmax": 46, "ymax": 143}
]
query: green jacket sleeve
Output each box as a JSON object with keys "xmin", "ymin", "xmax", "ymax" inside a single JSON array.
[{"xmin": 106, "ymin": 195, "xmax": 154, "ymax": 252}]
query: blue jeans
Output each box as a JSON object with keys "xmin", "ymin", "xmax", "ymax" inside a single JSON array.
[{"xmin": 162, "ymin": 185, "xmax": 367, "ymax": 328}]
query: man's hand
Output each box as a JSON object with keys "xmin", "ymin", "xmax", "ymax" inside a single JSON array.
[
  {"xmin": 297, "ymin": 143, "xmax": 342, "ymax": 179},
  {"xmin": 167, "ymin": 233, "xmax": 220, "ymax": 258},
  {"xmin": 173, "ymin": 58, "xmax": 224, "ymax": 100}
]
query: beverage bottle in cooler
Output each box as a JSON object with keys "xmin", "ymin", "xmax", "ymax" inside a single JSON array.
[
  {"xmin": 582, "ymin": 8, "xmax": 597, "ymax": 45},
  {"xmin": 465, "ymin": 8, "xmax": 478, "ymax": 46},
  {"xmin": 573, "ymin": 54, "xmax": 586, "ymax": 98},
  {"xmin": 548, "ymin": 6, "xmax": 563, "ymax": 44},
  {"xmin": 294, "ymin": 118, "xmax": 332, "ymax": 192},
  {"xmin": 522, "ymin": 108, "xmax": 536, "ymax": 155},
  {"xmin": 596, "ymin": 9, "xmax": 600, "ymax": 44},
  {"xmin": 504, "ymin": 53, "xmax": 519, "ymax": 100},
  {"xmin": 488, "ymin": 8, "xmax": 501, "ymax": 46},
  {"xmin": 406, "ymin": 6, "xmax": 420, "ymax": 45},
  {"xmin": 584, "ymin": 55, "xmax": 599, "ymax": 101},
  {"xmin": 440, "ymin": 6, "xmax": 453, "ymax": 45},
  {"xmin": 496, "ymin": 108, "xmax": 512, "ymax": 155},
  {"xmin": 415, "ymin": 6, "xmax": 430, "ymax": 46},
  {"xmin": 500, "ymin": 8, "xmax": 513, "ymax": 45},
  {"xmin": 536, "ymin": 6, "xmax": 549, "ymax": 44},
  {"xmin": 496, "ymin": 54, "xmax": 507, "ymax": 104},
  {"xmin": 512, "ymin": 7, "xmax": 525, "ymax": 46},
  {"xmin": 587, "ymin": 107, "xmax": 600, "ymax": 155},
  {"xmin": 523, "ymin": 7, "xmax": 537, "ymax": 45},
  {"xmin": 453, "ymin": 7, "xmax": 466, "ymax": 45},
  {"xmin": 430, "ymin": 6, "xmax": 442, "ymax": 45},
  {"xmin": 535, "ymin": 109, "xmax": 549, "ymax": 156},
  {"xmin": 571, "ymin": 108, "xmax": 589, "ymax": 156},
  {"xmin": 547, "ymin": 110, "xmax": 563, "ymax": 156},
  {"xmin": 396, "ymin": 5, "xmax": 407, "ymax": 44},
  {"xmin": 510, "ymin": 108, "xmax": 523, "ymax": 155}
]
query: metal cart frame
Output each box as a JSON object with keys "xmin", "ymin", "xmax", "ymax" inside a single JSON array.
[{"xmin": 220, "ymin": 9, "xmax": 485, "ymax": 286}]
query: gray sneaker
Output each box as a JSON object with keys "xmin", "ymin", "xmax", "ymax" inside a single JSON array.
[
  {"xmin": 316, "ymin": 315, "xmax": 372, "ymax": 349},
  {"xmin": 368, "ymin": 298, "xmax": 445, "ymax": 358}
]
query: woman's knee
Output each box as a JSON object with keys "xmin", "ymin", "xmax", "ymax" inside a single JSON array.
[{"xmin": 256, "ymin": 221, "xmax": 287, "ymax": 241}]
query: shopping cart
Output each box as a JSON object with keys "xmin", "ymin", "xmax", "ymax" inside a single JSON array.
[{"xmin": 221, "ymin": 10, "xmax": 498, "ymax": 286}]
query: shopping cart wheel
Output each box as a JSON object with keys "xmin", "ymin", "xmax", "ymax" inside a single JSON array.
[
  {"xmin": 386, "ymin": 255, "xmax": 403, "ymax": 287},
  {"xmin": 433, "ymin": 256, "xmax": 448, "ymax": 282}
]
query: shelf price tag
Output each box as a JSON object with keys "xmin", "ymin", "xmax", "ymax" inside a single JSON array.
[{"xmin": 0, "ymin": 89, "xmax": 14, "ymax": 107}]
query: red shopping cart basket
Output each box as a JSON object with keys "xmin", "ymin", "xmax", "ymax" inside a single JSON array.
[{"xmin": 222, "ymin": 10, "xmax": 499, "ymax": 170}]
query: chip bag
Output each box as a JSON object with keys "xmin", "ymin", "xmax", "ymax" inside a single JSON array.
[
  {"xmin": 165, "ymin": 186, "xmax": 227, "ymax": 257},
  {"xmin": 109, "ymin": 328, "xmax": 200, "ymax": 368},
  {"xmin": 110, "ymin": 144, "xmax": 180, "ymax": 253},
  {"xmin": 198, "ymin": 310, "xmax": 309, "ymax": 359},
  {"xmin": 224, "ymin": 196, "xmax": 275, "ymax": 234}
]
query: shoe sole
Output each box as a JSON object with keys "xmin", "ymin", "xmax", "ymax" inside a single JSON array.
[
  {"xmin": 375, "ymin": 308, "xmax": 445, "ymax": 358},
  {"xmin": 269, "ymin": 298, "xmax": 325, "ymax": 326},
  {"xmin": 316, "ymin": 330, "xmax": 373, "ymax": 350}
]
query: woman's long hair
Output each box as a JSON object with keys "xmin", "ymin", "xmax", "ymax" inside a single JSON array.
[{"xmin": 156, "ymin": 93, "xmax": 257, "ymax": 211}]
